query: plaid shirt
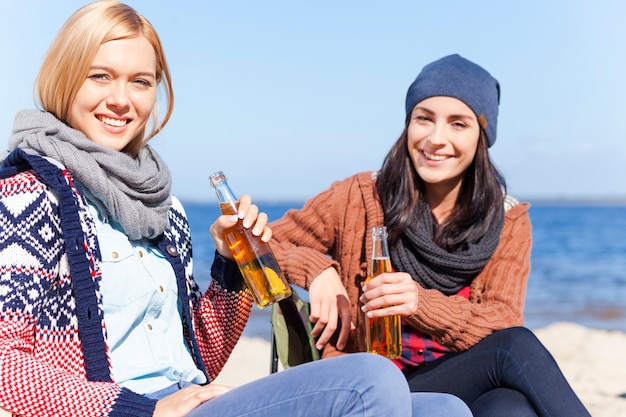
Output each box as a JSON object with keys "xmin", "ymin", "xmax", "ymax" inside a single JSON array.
[{"xmin": 393, "ymin": 286, "xmax": 471, "ymax": 370}]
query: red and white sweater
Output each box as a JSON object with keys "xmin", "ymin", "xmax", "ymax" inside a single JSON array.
[{"xmin": 0, "ymin": 149, "xmax": 252, "ymax": 417}]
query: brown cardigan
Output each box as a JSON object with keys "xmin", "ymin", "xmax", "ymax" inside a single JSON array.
[{"xmin": 271, "ymin": 171, "xmax": 532, "ymax": 355}]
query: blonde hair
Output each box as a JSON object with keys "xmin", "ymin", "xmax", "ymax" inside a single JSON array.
[{"xmin": 36, "ymin": 0, "xmax": 174, "ymax": 156}]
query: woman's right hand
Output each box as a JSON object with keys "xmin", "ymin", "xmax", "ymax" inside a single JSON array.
[
  {"xmin": 209, "ymin": 194, "xmax": 271, "ymax": 260},
  {"xmin": 308, "ymin": 267, "xmax": 355, "ymax": 351},
  {"xmin": 153, "ymin": 383, "xmax": 233, "ymax": 417},
  {"xmin": 360, "ymin": 271, "xmax": 420, "ymax": 318}
]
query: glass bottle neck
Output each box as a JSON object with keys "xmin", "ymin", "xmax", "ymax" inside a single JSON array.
[{"xmin": 209, "ymin": 171, "xmax": 239, "ymax": 213}]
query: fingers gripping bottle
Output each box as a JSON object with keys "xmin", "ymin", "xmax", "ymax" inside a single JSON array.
[
  {"xmin": 209, "ymin": 171, "xmax": 291, "ymax": 308},
  {"xmin": 365, "ymin": 226, "xmax": 402, "ymax": 359}
]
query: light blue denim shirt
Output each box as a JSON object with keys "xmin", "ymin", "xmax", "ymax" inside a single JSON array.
[{"xmin": 90, "ymin": 204, "xmax": 206, "ymax": 394}]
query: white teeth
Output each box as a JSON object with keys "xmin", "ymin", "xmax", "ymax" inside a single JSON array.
[
  {"xmin": 423, "ymin": 151, "xmax": 447, "ymax": 161},
  {"xmin": 100, "ymin": 116, "xmax": 127, "ymax": 127}
]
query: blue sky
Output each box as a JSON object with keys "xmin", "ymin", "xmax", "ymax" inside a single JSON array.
[{"xmin": 2, "ymin": 1, "xmax": 625, "ymax": 202}]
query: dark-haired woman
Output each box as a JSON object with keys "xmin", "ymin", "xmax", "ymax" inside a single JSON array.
[{"xmin": 270, "ymin": 54, "xmax": 591, "ymax": 417}]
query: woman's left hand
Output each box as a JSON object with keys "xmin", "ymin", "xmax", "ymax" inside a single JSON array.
[
  {"xmin": 154, "ymin": 383, "xmax": 233, "ymax": 417},
  {"xmin": 359, "ymin": 272, "xmax": 420, "ymax": 318},
  {"xmin": 209, "ymin": 194, "xmax": 271, "ymax": 260}
]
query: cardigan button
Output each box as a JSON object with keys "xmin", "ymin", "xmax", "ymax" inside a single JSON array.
[{"xmin": 166, "ymin": 245, "xmax": 179, "ymax": 257}]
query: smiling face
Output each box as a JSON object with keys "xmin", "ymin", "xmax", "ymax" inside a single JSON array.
[
  {"xmin": 407, "ymin": 96, "xmax": 480, "ymax": 202},
  {"xmin": 68, "ymin": 36, "xmax": 157, "ymax": 152}
]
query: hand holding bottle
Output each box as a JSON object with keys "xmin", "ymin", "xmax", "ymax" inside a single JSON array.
[
  {"xmin": 209, "ymin": 171, "xmax": 292, "ymax": 308},
  {"xmin": 360, "ymin": 271, "xmax": 420, "ymax": 317},
  {"xmin": 209, "ymin": 194, "xmax": 271, "ymax": 260},
  {"xmin": 362, "ymin": 226, "xmax": 402, "ymax": 359}
]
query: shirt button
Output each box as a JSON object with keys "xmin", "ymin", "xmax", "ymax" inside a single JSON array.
[
  {"xmin": 159, "ymin": 285, "xmax": 164, "ymax": 292},
  {"xmin": 111, "ymin": 251, "xmax": 118, "ymax": 259},
  {"xmin": 147, "ymin": 324, "xmax": 153, "ymax": 330},
  {"xmin": 138, "ymin": 250, "xmax": 144, "ymax": 258},
  {"xmin": 166, "ymin": 245, "xmax": 179, "ymax": 256}
]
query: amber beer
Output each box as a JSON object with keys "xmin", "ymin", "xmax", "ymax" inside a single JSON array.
[
  {"xmin": 209, "ymin": 171, "xmax": 291, "ymax": 308},
  {"xmin": 365, "ymin": 227, "xmax": 402, "ymax": 359}
]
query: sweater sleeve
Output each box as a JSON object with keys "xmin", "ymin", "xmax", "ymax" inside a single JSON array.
[
  {"xmin": 192, "ymin": 256, "xmax": 254, "ymax": 381},
  {"xmin": 406, "ymin": 203, "xmax": 532, "ymax": 351},
  {"xmin": 269, "ymin": 178, "xmax": 354, "ymax": 289},
  {"xmin": 0, "ymin": 171, "xmax": 157, "ymax": 417}
]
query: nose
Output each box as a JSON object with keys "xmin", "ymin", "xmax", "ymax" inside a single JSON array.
[
  {"xmin": 428, "ymin": 122, "xmax": 447, "ymax": 146},
  {"xmin": 106, "ymin": 81, "xmax": 131, "ymax": 110}
]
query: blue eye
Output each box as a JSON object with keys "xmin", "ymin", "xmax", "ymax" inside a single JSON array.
[
  {"xmin": 134, "ymin": 79, "xmax": 153, "ymax": 87},
  {"xmin": 89, "ymin": 73, "xmax": 110, "ymax": 81}
]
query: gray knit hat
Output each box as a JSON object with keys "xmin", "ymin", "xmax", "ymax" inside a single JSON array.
[{"xmin": 405, "ymin": 54, "xmax": 500, "ymax": 147}]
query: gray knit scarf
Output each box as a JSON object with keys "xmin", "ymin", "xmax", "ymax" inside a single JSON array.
[
  {"xmin": 390, "ymin": 204, "xmax": 504, "ymax": 295},
  {"xmin": 1, "ymin": 110, "xmax": 172, "ymax": 240}
]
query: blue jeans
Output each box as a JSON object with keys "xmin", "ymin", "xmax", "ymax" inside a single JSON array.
[
  {"xmin": 404, "ymin": 327, "xmax": 591, "ymax": 417},
  {"xmin": 149, "ymin": 353, "xmax": 471, "ymax": 417}
]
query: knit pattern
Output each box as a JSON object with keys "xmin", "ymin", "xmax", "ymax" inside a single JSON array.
[
  {"xmin": 270, "ymin": 171, "xmax": 532, "ymax": 355},
  {"xmin": 0, "ymin": 150, "xmax": 252, "ymax": 417}
]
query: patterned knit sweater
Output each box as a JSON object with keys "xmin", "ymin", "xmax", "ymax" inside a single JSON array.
[
  {"xmin": 270, "ymin": 171, "xmax": 532, "ymax": 356},
  {"xmin": 0, "ymin": 149, "xmax": 252, "ymax": 417}
]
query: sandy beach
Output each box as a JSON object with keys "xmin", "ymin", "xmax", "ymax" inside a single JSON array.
[{"xmin": 214, "ymin": 322, "xmax": 626, "ymax": 417}]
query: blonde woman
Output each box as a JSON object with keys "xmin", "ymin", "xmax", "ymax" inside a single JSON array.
[{"xmin": 0, "ymin": 2, "xmax": 471, "ymax": 416}]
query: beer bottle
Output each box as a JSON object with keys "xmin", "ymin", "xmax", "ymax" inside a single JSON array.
[
  {"xmin": 364, "ymin": 226, "xmax": 402, "ymax": 359},
  {"xmin": 209, "ymin": 171, "xmax": 292, "ymax": 308}
]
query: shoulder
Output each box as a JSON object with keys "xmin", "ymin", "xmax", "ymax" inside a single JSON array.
[
  {"xmin": 1, "ymin": 150, "xmax": 71, "ymax": 199},
  {"xmin": 0, "ymin": 164, "xmax": 66, "ymax": 260},
  {"xmin": 352, "ymin": 170, "xmax": 379, "ymax": 192},
  {"xmin": 0, "ymin": 165, "xmax": 61, "ymax": 209},
  {"xmin": 325, "ymin": 171, "xmax": 379, "ymax": 202},
  {"xmin": 169, "ymin": 195, "xmax": 187, "ymax": 217},
  {"xmin": 357, "ymin": 170, "xmax": 379, "ymax": 183}
]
